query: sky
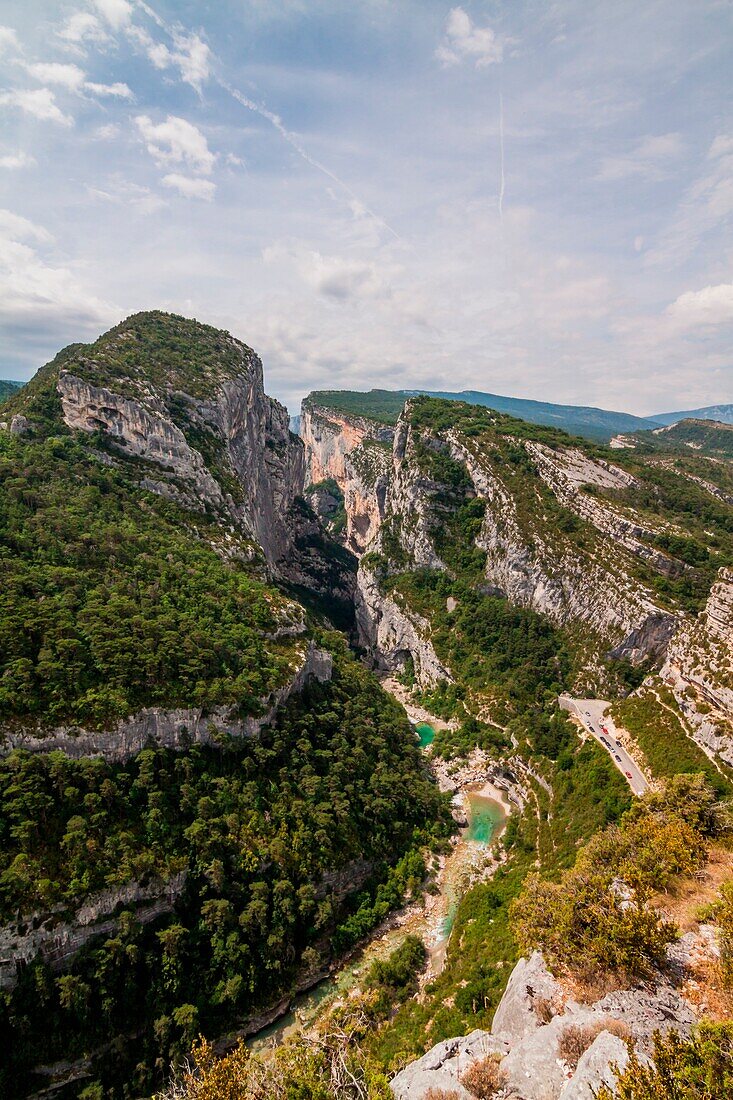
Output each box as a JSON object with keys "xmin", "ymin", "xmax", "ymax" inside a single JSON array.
[{"xmin": 0, "ymin": 1, "xmax": 731, "ymax": 416}]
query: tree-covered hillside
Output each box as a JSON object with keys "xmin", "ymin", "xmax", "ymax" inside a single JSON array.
[
  {"xmin": 0, "ymin": 380, "xmax": 21, "ymax": 404},
  {"xmin": 0, "ymin": 316, "xmax": 451, "ymax": 1098}
]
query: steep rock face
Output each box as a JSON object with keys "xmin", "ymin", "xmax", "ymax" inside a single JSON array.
[
  {"xmin": 391, "ymin": 948, "xmax": 699, "ymax": 1099},
  {"xmin": 58, "ymin": 350, "xmax": 304, "ymax": 570},
  {"xmin": 388, "ymin": 418, "xmax": 450, "ymax": 570},
  {"xmin": 300, "ymin": 403, "xmax": 392, "ymax": 554},
  {"xmin": 0, "ymin": 641, "xmax": 333, "ymax": 763},
  {"xmin": 355, "ymin": 563, "xmax": 451, "ymax": 687},
  {"xmin": 0, "ymin": 875, "xmax": 187, "ymax": 992},
  {"xmin": 662, "ymin": 567, "xmax": 733, "ymax": 762},
  {"xmin": 449, "ymin": 434, "xmax": 677, "ymax": 663}
]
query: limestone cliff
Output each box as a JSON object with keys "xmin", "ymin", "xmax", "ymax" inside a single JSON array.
[
  {"xmin": 662, "ymin": 567, "xmax": 733, "ymax": 762},
  {"xmin": 448, "ymin": 431, "xmax": 678, "ymax": 663},
  {"xmin": 300, "ymin": 401, "xmax": 393, "ymax": 554},
  {"xmin": 56, "ymin": 318, "xmax": 305, "ymax": 573},
  {"xmin": 355, "ymin": 562, "xmax": 451, "ymax": 687},
  {"xmin": 0, "ymin": 640, "xmax": 333, "ymax": 763}
]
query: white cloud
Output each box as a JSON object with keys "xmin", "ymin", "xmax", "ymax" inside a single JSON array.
[
  {"xmin": 0, "ymin": 88, "xmax": 73, "ymax": 126},
  {"xmin": 133, "ymin": 26, "xmax": 210, "ymax": 92},
  {"xmin": 0, "ymin": 25, "xmax": 19, "ymax": 52},
  {"xmin": 136, "ymin": 114, "xmax": 216, "ymax": 174},
  {"xmin": 0, "ymin": 211, "xmax": 114, "ymax": 328},
  {"xmin": 0, "ymin": 151, "xmax": 35, "ymax": 169},
  {"xmin": 85, "ymin": 81, "xmax": 134, "ymax": 99},
  {"xmin": 708, "ymin": 134, "xmax": 733, "ymax": 159},
  {"xmin": 87, "ymin": 177, "xmax": 167, "ymax": 215},
  {"xmin": 23, "ymin": 60, "xmax": 133, "ymax": 100},
  {"xmin": 597, "ymin": 133, "xmax": 683, "ymax": 181},
  {"xmin": 436, "ymin": 7, "xmax": 504, "ymax": 68},
  {"xmin": 645, "ymin": 133, "xmax": 733, "ymax": 267},
  {"xmin": 263, "ymin": 245, "xmax": 394, "ymax": 302},
  {"xmin": 24, "ymin": 62, "xmax": 86, "ymax": 91},
  {"xmin": 57, "ymin": 12, "xmax": 109, "ymax": 49},
  {"xmin": 667, "ymin": 283, "xmax": 733, "ymax": 327},
  {"xmin": 90, "ymin": 0, "xmax": 132, "ymax": 30},
  {"xmin": 0, "ymin": 209, "xmax": 52, "ymax": 243},
  {"xmin": 162, "ymin": 173, "xmax": 215, "ymax": 200},
  {"xmin": 95, "ymin": 123, "xmax": 120, "ymax": 139}
]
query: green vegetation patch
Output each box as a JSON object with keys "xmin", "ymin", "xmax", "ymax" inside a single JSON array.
[
  {"xmin": 305, "ymin": 389, "xmax": 407, "ymax": 425},
  {"xmin": 0, "ymin": 430, "xmax": 297, "ymax": 728},
  {"xmin": 68, "ymin": 311, "xmax": 255, "ymax": 400}
]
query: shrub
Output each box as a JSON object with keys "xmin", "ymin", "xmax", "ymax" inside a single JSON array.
[
  {"xmin": 597, "ymin": 1021, "xmax": 733, "ymax": 1099},
  {"xmin": 558, "ymin": 1020, "xmax": 631, "ymax": 1069},
  {"xmin": 460, "ymin": 1053, "xmax": 507, "ymax": 1097}
]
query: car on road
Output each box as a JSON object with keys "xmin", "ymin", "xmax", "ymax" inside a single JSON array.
[
  {"xmin": 614, "ymin": 754, "xmax": 622, "ymax": 762},
  {"xmin": 625, "ymin": 771, "xmax": 633, "ymax": 779}
]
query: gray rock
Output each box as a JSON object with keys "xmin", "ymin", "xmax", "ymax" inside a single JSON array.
[
  {"xmin": 9, "ymin": 413, "xmax": 29, "ymax": 434},
  {"xmin": 491, "ymin": 952, "xmax": 566, "ymax": 1046},
  {"xmin": 355, "ymin": 562, "xmax": 452, "ymax": 688},
  {"xmin": 592, "ymin": 983, "xmax": 696, "ymax": 1054},
  {"xmin": 501, "ymin": 1014, "xmax": 568, "ymax": 1098},
  {"xmin": 558, "ymin": 1032, "xmax": 628, "ymax": 1100},
  {"xmin": 300, "ymin": 403, "xmax": 393, "ymax": 555},
  {"xmin": 390, "ymin": 1030, "xmax": 508, "ymax": 1100}
]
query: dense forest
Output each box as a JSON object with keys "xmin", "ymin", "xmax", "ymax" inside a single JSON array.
[{"xmin": 0, "ymin": 645, "xmax": 450, "ymax": 1097}]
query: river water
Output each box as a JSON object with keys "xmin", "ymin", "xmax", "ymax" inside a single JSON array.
[{"xmin": 248, "ymin": 722, "xmax": 506, "ymax": 1052}]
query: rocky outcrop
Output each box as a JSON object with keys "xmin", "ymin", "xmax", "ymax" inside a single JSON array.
[
  {"xmin": 0, "ymin": 641, "xmax": 333, "ymax": 762},
  {"xmin": 300, "ymin": 403, "xmax": 392, "ymax": 554},
  {"xmin": 390, "ymin": 1030, "xmax": 509, "ymax": 1100},
  {"xmin": 0, "ymin": 873, "xmax": 187, "ymax": 991},
  {"xmin": 58, "ymin": 341, "xmax": 305, "ymax": 573},
  {"xmin": 391, "ymin": 948, "xmax": 700, "ymax": 1099},
  {"xmin": 355, "ymin": 562, "xmax": 451, "ymax": 687},
  {"xmin": 661, "ymin": 567, "xmax": 733, "ymax": 762}
]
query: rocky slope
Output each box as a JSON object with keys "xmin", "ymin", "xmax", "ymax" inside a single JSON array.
[
  {"xmin": 390, "ymin": 943, "xmax": 708, "ymax": 1099},
  {"xmin": 299, "ymin": 394, "xmax": 733, "ymax": 696},
  {"xmin": 54, "ymin": 313, "xmax": 305, "ymax": 574},
  {"xmin": 662, "ymin": 566, "xmax": 733, "ymax": 761}
]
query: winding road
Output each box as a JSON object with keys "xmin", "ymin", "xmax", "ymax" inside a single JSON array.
[{"xmin": 560, "ymin": 696, "xmax": 649, "ymax": 797}]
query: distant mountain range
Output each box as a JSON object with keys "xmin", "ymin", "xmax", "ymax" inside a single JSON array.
[
  {"xmin": 306, "ymin": 387, "xmax": 732, "ymax": 442},
  {"xmin": 649, "ymin": 404, "xmax": 733, "ymax": 427}
]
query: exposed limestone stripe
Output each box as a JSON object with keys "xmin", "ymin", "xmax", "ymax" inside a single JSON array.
[
  {"xmin": 0, "ymin": 642, "xmax": 333, "ymax": 762},
  {"xmin": 0, "ymin": 873, "xmax": 187, "ymax": 991}
]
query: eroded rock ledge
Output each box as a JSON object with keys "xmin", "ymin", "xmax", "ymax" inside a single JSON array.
[{"xmin": 0, "ymin": 642, "xmax": 333, "ymax": 763}]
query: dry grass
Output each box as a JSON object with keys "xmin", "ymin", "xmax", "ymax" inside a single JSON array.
[
  {"xmin": 423, "ymin": 1090, "xmax": 463, "ymax": 1100},
  {"xmin": 650, "ymin": 845, "xmax": 733, "ymax": 932},
  {"xmin": 558, "ymin": 1019, "xmax": 631, "ymax": 1069},
  {"xmin": 460, "ymin": 1053, "xmax": 507, "ymax": 1098},
  {"xmin": 563, "ymin": 966, "xmax": 628, "ymax": 1005},
  {"xmin": 533, "ymin": 993, "xmax": 563, "ymax": 1024}
]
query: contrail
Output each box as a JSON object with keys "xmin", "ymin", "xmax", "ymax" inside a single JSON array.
[
  {"xmin": 221, "ymin": 82, "xmax": 402, "ymax": 242},
  {"xmin": 134, "ymin": 0, "xmax": 402, "ymax": 241},
  {"xmin": 498, "ymin": 93, "xmax": 505, "ymax": 224}
]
